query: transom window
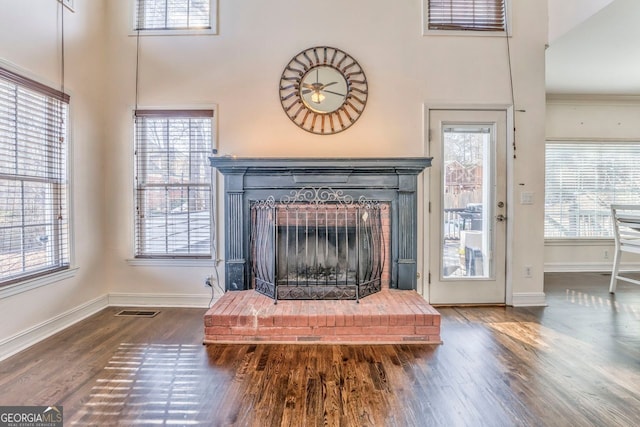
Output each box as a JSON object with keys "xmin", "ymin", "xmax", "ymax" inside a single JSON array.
[
  {"xmin": 135, "ymin": 0, "xmax": 212, "ymax": 31},
  {"xmin": 134, "ymin": 110, "xmax": 214, "ymax": 258},
  {"xmin": 545, "ymin": 142, "xmax": 640, "ymax": 239},
  {"xmin": 427, "ymin": 0, "xmax": 506, "ymax": 32},
  {"xmin": 0, "ymin": 67, "xmax": 70, "ymax": 285}
]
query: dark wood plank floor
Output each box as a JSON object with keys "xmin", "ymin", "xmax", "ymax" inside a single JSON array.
[{"xmin": 0, "ymin": 272, "xmax": 639, "ymax": 426}]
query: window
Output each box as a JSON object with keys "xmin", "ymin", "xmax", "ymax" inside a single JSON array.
[
  {"xmin": 135, "ymin": 0, "xmax": 213, "ymax": 31},
  {"xmin": 427, "ymin": 0, "xmax": 506, "ymax": 32},
  {"xmin": 134, "ymin": 110, "xmax": 214, "ymax": 258},
  {"xmin": 0, "ymin": 67, "xmax": 70, "ymax": 285},
  {"xmin": 545, "ymin": 142, "xmax": 640, "ymax": 239}
]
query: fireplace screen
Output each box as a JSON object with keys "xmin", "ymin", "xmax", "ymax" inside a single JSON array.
[{"xmin": 250, "ymin": 188, "xmax": 386, "ymax": 301}]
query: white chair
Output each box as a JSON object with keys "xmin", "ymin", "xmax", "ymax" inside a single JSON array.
[{"xmin": 609, "ymin": 205, "xmax": 640, "ymax": 293}]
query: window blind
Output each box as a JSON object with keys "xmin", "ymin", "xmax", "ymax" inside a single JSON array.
[
  {"xmin": 428, "ymin": 0, "xmax": 506, "ymax": 31},
  {"xmin": 545, "ymin": 142, "xmax": 640, "ymax": 238},
  {"xmin": 135, "ymin": 0, "xmax": 211, "ymax": 30},
  {"xmin": 134, "ymin": 110, "xmax": 214, "ymax": 258},
  {"xmin": 0, "ymin": 67, "xmax": 70, "ymax": 285}
]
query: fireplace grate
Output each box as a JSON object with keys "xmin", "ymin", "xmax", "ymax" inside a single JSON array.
[{"xmin": 250, "ymin": 187, "xmax": 386, "ymax": 302}]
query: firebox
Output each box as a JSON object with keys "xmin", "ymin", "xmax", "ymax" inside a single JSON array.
[{"xmin": 209, "ymin": 157, "xmax": 432, "ymax": 296}]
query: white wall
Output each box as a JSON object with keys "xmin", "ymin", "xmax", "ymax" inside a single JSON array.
[
  {"xmin": 103, "ymin": 0, "xmax": 547, "ymax": 305},
  {"xmin": 547, "ymin": 0, "xmax": 614, "ymax": 43},
  {"xmin": 0, "ymin": 0, "xmax": 108, "ymax": 352},
  {"xmin": 0, "ymin": 0, "xmax": 548, "ymax": 356},
  {"xmin": 545, "ymin": 95, "xmax": 640, "ymax": 271}
]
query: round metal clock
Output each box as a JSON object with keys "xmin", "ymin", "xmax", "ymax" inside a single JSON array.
[{"xmin": 279, "ymin": 46, "xmax": 368, "ymax": 135}]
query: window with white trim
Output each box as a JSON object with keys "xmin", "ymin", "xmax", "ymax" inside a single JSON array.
[
  {"xmin": 135, "ymin": 0, "xmax": 213, "ymax": 31},
  {"xmin": 134, "ymin": 110, "xmax": 214, "ymax": 258},
  {"xmin": 0, "ymin": 67, "xmax": 70, "ymax": 286},
  {"xmin": 545, "ymin": 142, "xmax": 640, "ymax": 239},
  {"xmin": 426, "ymin": 0, "xmax": 506, "ymax": 32}
]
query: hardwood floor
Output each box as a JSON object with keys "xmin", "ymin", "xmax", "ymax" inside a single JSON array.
[{"xmin": 0, "ymin": 273, "xmax": 639, "ymax": 426}]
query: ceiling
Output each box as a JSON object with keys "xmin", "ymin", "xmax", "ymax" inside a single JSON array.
[{"xmin": 546, "ymin": 0, "xmax": 640, "ymax": 95}]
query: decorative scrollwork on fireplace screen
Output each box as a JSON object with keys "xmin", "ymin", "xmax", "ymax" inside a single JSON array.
[{"xmin": 250, "ymin": 188, "xmax": 387, "ymax": 302}]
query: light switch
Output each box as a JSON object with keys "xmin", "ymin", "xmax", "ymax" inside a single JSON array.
[{"xmin": 521, "ymin": 192, "xmax": 534, "ymax": 205}]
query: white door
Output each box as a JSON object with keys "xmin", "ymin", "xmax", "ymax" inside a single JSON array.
[{"xmin": 428, "ymin": 110, "xmax": 507, "ymax": 304}]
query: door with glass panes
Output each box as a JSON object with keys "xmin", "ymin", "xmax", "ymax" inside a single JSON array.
[{"xmin": 428, "ymin": 110, "xmax": 507, "ymax": 304}]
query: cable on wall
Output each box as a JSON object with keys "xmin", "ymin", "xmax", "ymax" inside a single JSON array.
[
  {"xmin": 504, "ymin": 5, "xmax": 519, "ymax": 160},
  {"xmin": 208, "ymin": 141, "xmax": 224, "ymax": 303},
  {"xmin": 58, "ymin": 0, "xmax": 66, "ymax": 222},
  {"xmin": 134, "ymin": 28, "xmax": 141, "ymax": 111},
  {"xmin": 60, "ymin": 2, "xmax": 65, "ymax": 97},
  {"xmin": 210, "ymin": 159, "xmax": 224, "ymax": 302}
]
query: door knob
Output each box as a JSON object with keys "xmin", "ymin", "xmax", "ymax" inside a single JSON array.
[{"xmin": 496, "ymin": 214, "xmax": 506, "ymax": 222}]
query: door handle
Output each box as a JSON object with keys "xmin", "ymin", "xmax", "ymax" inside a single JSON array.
[{"xmin": 496, "ymin": 214, "xmax": 507, "ymax": 222}]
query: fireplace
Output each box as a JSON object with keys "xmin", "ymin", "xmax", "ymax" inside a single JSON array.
[{"xmin": 209, "ymin": 157, "xmax": 432, "ymax": 297}]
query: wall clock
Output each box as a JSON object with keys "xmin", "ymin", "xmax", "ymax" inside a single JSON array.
[{"xmin": 279, "ymin": 46, "xmax": 368, "ymax": 135}]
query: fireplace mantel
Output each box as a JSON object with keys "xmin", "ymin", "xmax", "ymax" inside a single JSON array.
[
  {"xmin": 209, "ymin": 157, "xmax": 431, "ymax": 175},
  {"xmin": 209, "ymin": 157, "xmax": 432, "ymax": 292}
]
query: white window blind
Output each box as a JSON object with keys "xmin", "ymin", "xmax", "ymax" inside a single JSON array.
[
  {"xmin": 0, "ymin": 67, "xmax": 70, "ymax": 286},
  {"xmin": 134, "ymin": 110, "xmax": 214, "ymax": 258},
  {"xmin": 545, "ymin": 142, "xmax": 640, "ymax": 239},
  {"xmin": 135, "ymin": 0, "xmax": 211, "ymax": 30},
  {"xmin": 428, "ymin": 0, "xmax": 506, "ymax": 31}
]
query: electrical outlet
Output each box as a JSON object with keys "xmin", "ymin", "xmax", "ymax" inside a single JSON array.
[
  {"xmin": 604, "ymin": 250, "xmax": 609, "ymax": 260},
  {"xmin": 523, "ymin": 265, "xmax": 532, "ymax": 278},
  {"xmin": 204, "ymin": 276, "xmax": 213, "ymax": 288}
]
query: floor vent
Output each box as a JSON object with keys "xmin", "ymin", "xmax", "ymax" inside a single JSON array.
[{"xmin": 115, "ymin": 310, "xmax": 160, "ymax": 318}]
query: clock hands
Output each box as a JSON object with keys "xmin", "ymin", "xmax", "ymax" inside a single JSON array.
[
  {"xmin": 301, "ymin": 76, "xmax": 344, "ymax": 104},
  {"xmin": 321, "ymin": 82, "xmax": 338, "ymax": 89},
  {"xmin": 301, "ymin": 88, "xmax": 346, "ymax": 98},
  {"xmin": 323, "ymin": 89, "xmax": 346, "ymax": 97},
  {"xmin": 302, "ymin": 81, "xmax": 338, "ymax": 90}
]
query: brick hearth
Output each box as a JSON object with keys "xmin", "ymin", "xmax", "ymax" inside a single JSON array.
[{"xmin": 204, "ymin": 289, "xmax": 441, "ymax": 344}]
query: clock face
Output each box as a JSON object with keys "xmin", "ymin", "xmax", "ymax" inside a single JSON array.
[
  {"xmin": 279, "ymin": 47, "xmax": 368, "ymax": 135},
  {"xmin": 300, "ymin": 66, "xmax": 348, "ymax": 114}
]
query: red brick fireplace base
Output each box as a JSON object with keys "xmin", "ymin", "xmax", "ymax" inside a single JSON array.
[{"xmin": 203, "ymin": 289, "xmax": 441, "ymax": 344}]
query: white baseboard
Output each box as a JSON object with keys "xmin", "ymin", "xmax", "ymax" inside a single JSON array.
[
  {"xmin": 0, "ymin": 294, "xmax": 108, "ymax": 362},
  {"xmin": 511, "ymin": 292, "xmax": 547, "ymax": 307},
  {"xmin": 544, "ymin": 262, "xmax": 640, "ymax": 273},
  {"xmin": 108, "ymin": 292, "xmax": 213, "ymax": 308}
]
